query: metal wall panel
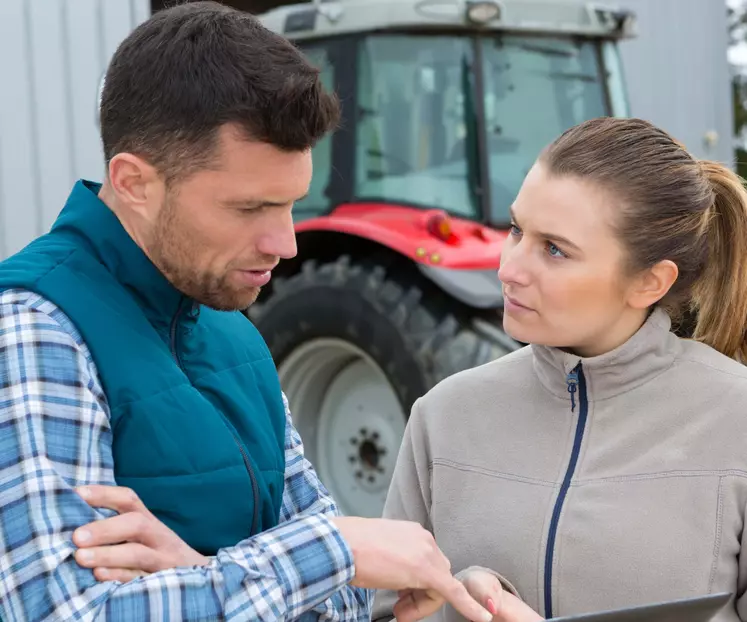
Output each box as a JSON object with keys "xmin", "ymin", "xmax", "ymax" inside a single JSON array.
[
  {"xmin": 0, "ymin": 0, "xmax": 150, "ymax": 258},
  {"xmin": 618, "ymin": 0, "xmax": 733, "ymax": 164}
]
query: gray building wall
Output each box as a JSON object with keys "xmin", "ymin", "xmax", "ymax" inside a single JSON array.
[
  {"xmin": 0, "ymin": 0, "xmax": 150, "ymax": 258},
  {"xmin": 617, "ymin": 0, "xmax": 733, "ymax": 164}
]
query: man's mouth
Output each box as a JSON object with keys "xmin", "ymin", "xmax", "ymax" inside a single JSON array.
[{"xmin": 237, "ymin": 269, "xmax": 273, "ymax": 287}]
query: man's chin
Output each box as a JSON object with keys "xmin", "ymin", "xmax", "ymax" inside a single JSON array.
[{"xmin": 195, "ymin": 286, "xmax": 261, "ymax": 312}]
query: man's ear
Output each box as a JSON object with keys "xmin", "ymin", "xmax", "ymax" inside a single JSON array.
[
  {"xmin": 626, "ymin": 259, "xmax": 679, "ymax": 309},
  {"xmin": 107, "ymin": 153, "xmax": 164, "ymax": 224}
]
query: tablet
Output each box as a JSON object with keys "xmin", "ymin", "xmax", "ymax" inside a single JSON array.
[{"xmin": 549, "ymin": 592, "xmax": 732, "ymax": 622}]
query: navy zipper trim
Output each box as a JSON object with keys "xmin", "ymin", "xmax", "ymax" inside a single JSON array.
[
  {"xmin": 233, "ymin": 436, "xmax": 261, "ymax": 535},
  {"xmin": 543, "ymin": 363, "xmax": 588, "ymax": 619},
  {"xmin": 169, "ymin": 298, "xmax": 188, "ymax": 367},
  {"xmin": 169, "ymin": 298, "xmax": 261, "ymax": 535}
]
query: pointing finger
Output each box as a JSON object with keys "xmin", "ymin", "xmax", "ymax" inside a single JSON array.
[{"xmin": 431, "ymin": 572, "xmax": 492, "ymax": 622}]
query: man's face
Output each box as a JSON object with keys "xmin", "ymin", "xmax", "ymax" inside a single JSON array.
[{"xmin": 145, "ymin": 126, "xmax": 309, "ymax": 311}]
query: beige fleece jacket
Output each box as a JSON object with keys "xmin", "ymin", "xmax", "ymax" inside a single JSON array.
[{"xmin": 372, "ymin": 308, "xmax": 747, "ymax": 621}]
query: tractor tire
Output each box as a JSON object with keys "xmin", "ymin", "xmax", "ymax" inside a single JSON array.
[{"xmin": 248, "ymin": 255, "xmax": 515, "ymax": 517}]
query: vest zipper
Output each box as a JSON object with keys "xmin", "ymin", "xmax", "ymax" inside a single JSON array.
[
  {"xmin": 231, "ymin": 434, "xmax": 261, "ymax": 535},
  {"xmin": 543, "ymin": 362, "xmax": 588, "ymax": 619},
  {"xmin": 169, "ymin": 298, "xmax": 261, "ymax": 535},
  {"xmin": 169, "ymin": 298, "xmax": 188, "ymax": 367}
]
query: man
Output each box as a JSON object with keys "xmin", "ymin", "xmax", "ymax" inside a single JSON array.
[{"xmin": 0, "ymin": 3, "xmax": 493, "ymax": 621}]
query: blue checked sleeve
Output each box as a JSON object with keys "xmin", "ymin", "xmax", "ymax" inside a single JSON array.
[{"xmin": 0, "ymin": 289, "xmax": 371, "ymax": 621}]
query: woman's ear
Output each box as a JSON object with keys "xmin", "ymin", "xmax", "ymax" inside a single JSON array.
[{"xmin": 626, "ymin": 260, "xmax": 679, "ymax": 309}]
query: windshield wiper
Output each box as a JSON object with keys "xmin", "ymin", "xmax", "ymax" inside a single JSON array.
[{"xmin": 525, "ymin": 70, "xmax": 598, "ymax": 82}]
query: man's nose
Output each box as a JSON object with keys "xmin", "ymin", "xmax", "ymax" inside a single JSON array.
[{"xmin": 257, "ymin": 212, "xmax": 297, "ymax": 260}]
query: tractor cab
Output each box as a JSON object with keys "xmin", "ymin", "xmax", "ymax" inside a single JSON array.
[
  {"xmin": 253, "ymin": 0, "xmax": 636, "ymax": 518},
  {"xmin": 259, "ymin": 0, "xmax": 634, "ymax": 227}
]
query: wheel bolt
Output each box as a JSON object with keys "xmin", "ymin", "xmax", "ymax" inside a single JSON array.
[
  {"xmin": 349, "ymin": 456, "xmax": 356, "ymax": 463},
  {"xmin": 368, "ymin": 475, "xmax": 375, "ymax": 483},
  {"xmin": 350, "ymin": 438, "xmax": 358, "ymax": 445},
  {"xmin": 360, "ymin": 427, "xmax": 367, "ymax": 435},
  {"xmin": 356, "ymin": 471, "xmax": 363, "ymax": 479},
  {"xmin": 372, "ymin": 431, "xmax": 380, "ymax": 440}
]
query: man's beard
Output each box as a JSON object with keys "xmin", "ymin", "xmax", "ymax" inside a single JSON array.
[{"xmin": 146, "ymin": 200, "xmax": 262, "ymax": 312}]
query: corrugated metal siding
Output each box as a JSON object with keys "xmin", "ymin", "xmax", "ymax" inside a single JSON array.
[
  {"xmin": 618, "ymin": 0, "xmax": 733, "ymax": 164},
  {"xmin": 0, "ymin": 0, "xmax": 150, "ymax": 259}
]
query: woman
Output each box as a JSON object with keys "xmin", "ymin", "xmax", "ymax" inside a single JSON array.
[{"xmin": 372, "ymin": 117, "xmax": 747, "ymax": 622}]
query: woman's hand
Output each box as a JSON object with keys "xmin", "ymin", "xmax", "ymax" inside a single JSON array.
[
  {"xmin": 495, "ymin": 591, "xmax": 544, "ymax": 622},
  {"xmin": 460, "ymin": 569, "xmax": 504, "ymax": 617},
  {"xmin": 392, "ymin": 567, "xmax": 544, "ymax": 622},
  {"xmin": 459, "ymin": 569, "xmax": 543, "ymax": 621}
]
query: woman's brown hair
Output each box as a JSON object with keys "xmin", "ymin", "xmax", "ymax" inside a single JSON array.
[{"xmin": 540, "ymin": 117, "xmax": 747, "ymax": 362}]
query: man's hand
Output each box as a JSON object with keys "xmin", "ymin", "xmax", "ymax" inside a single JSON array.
[
  {"xmin": 72, "ymin": 485, "xmax": 209, "ymax": 582},
  {"xmin": 394, "ymin": 567, "xmax": 503, "ymax": 621},
  {"xmin": 393, "ymin": 568, "xmax": 544, "ymax": 622},
  {"xmin": 331, "ymin": 516, "xmax": 493, "ymax": 622}
]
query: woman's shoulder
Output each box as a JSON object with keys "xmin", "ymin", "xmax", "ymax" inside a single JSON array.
[
  {"xmin": 676, "ymin": 337, "xmax": 747, "ymax": 384},
  {"xmin": 419, "ymin": 345, "xmax": 536, "ymax": 409}
]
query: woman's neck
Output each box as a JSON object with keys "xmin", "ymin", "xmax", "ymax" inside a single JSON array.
[{"xmin": 565, "ymin": 308, "xmax": 652, "ymax": 359}]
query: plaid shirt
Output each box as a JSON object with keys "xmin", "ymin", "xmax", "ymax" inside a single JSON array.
[{"xmin": 0, "ymin": 288, "xmax": 372, "ymax": 621}]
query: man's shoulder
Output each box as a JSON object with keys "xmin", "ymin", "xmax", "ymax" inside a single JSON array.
[{"xmin": 0, "ymin": 287, "xmax": 94, "ymax": 363}]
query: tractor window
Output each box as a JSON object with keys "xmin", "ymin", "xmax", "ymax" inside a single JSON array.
[
  {"xmin": 355, "ymin": 35, "xmax": 480, "ymax": 219},
  {"xmin": 292, "ymin": 44, "xmax": 336, "ymax": 219},
  {"xmin": 480, "ymin": 36, "xmax": 609, "ymax": 222}
]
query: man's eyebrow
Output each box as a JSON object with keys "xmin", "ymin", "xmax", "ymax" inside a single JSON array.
[
  {"xmin": 224, "ymin": 193, "xmax": 308, "ymax": 209},
  {"xmin": 509, "ymin": 206, "xmax": 582, "ymax": 252}
]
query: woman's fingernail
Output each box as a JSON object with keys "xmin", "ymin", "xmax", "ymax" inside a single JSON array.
[
  {"xmin": 78, "ymin": 549, "xmax": 94, "ymax": 563},
  {"xmin": 487, "ymin": 598, "xmax": 497, "ymax": 615},
  {"xmin": 75, "ymin": 528, "xmax": 91, "ymax": 543},
  {"xmin": 98, "ymin": 568, "xmax": 109, "ymax": 578},
  {"xmin": 77, "ymin": 487, "xmax": 91, "ymax": 499}
]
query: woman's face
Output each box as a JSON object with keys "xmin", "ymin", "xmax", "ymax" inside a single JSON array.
[{"xmin": 498, "ymin": 162, "xmax": 662, "ymax": 357}]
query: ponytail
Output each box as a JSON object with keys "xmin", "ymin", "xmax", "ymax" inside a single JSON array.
[{"xmin": 691, "ymin": 161, "xmax": 747, "ymax": 362}]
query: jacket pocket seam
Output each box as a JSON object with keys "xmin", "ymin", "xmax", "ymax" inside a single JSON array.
[
  {"xmin": 708, "ymin": 475, "xmax": 725, "ymax": 592},
  {"xmin": 431, "ymin": 458, "xmax": 555, "ymax": 487},
  {"xmin": 574, "ymin": 469, "xmax": 747, "ymax": 485}
]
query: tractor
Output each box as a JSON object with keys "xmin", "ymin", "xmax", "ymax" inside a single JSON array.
[{"xmin": 249, "ymin": 0, "xmax": 636, "ymax": 517}]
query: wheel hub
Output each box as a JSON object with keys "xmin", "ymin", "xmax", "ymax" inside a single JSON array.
[
  {"xmin": 350, "ymin": 428, "xmax": 388, "ymax": 489},
  {"xmin": 278, "ymin": 338, "xmax": 407, "ymax": 517}
]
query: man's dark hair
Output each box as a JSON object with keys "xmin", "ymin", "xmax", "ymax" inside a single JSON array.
[{"xmin": 99, "ymin": 1, "xmax": 339, "ymax": 182}]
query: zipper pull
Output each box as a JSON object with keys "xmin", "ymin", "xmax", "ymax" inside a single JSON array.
[{"xmin": 566, "ymin": 369, "xmax": 579, "ymax": 413}]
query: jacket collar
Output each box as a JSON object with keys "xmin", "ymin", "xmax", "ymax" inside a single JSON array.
[
  {"xmin": 51, "ymin": 180, "xmax": 198, "ymax": 331},
  {"xmin": 531, "ymin": 307, "xmax": 680, "ymax": 402}
]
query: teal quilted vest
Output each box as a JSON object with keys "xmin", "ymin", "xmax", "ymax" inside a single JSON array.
[{"xmin": 0, "ymin": 180, "xmax": 286, "ymax": 554}]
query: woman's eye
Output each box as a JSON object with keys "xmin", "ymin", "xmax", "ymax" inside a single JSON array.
[
  {"xmin": 509, "ymin": 224, "xmax": 522, "ymax": 237},
  {"xmin": 547, "ymin": 242, "xmax": 566, "ymax": 258}
]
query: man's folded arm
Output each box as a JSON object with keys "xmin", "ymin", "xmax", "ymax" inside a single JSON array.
[{"xmin": 0, "ymin": 290, "xmax": 362, "ymax": 621}]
